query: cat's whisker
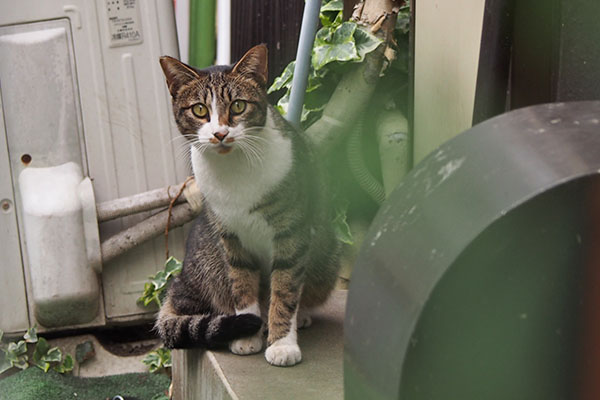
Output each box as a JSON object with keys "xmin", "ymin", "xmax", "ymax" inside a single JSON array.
[
  {"xmin": 243, "ymin": 139, "xmax": 268, "ymax": 155},
  {"xmin": 236, "ymin": 141, "xmax": 255, "ymax": 166},
  {"xmin": 239, "ymin": 140, "xmax": 264, "ymax": 167},
  {"xmin": 248, "ymin": 143, "xmax": 264, "ymax": 166},
  {"xmin": 171, "ymin": 133, "xmax": 197, "ymax": 140},
  {"xmin": 239, "ymin": 140, "xmax": 263, "ymax": 167}
]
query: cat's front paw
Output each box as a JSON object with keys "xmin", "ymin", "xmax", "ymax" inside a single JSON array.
[
  {"xmin": 229, "ymin": 333, "xmax": 263, "ymax": 355},
  {"xmin": 265, "ymin": 343, "xmax": 302, "ymax": 367}
]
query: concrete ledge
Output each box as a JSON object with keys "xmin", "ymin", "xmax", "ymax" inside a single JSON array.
[{"xmin": 172, "ymin": 290, "xmax": 347, "ymax": 400}]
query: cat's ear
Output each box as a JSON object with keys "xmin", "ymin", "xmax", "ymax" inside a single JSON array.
[
  {"xmin": 159, "ymin": 56, "xmax": 202, "ymax": 96},
  {"xmin": 232, "ymin": 44, "xmax": 268, "ymax": 87}
]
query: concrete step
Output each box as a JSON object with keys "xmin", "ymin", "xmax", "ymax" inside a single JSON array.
[{"xmin": 171, "ymin": 290, "xmax": 347, "ymax": 400}]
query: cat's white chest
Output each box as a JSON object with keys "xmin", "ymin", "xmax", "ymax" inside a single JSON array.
[{"xmin": 191, "ymin": 117, "xmax": 293, "ymax": 268}]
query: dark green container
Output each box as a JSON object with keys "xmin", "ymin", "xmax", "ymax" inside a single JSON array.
[{"xmin": 345, "ymin": 101, "xmax": 600, "ymax": 400}]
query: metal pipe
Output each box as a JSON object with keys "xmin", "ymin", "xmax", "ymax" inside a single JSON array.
[
  {"xmin": 286, "ymin": 0, "xmax": 322, "ymax": 127},
  {"xmin": 100, "ymin": 202, "xmax": 198, "ymax": 264},
  {"xmin": 96, "ymin": 185, "xmax": 186, "ymax": 223},
  {"xmin": 189, "ymin": 0, "xmax": 216, "ymax": 68},
  {"xmin": 216, "ymin": 0, "xmax": 231, "ymax": 65},
  {"xmin": 175, "ymin": 0, "xmax": 191, "ymax": 63}
]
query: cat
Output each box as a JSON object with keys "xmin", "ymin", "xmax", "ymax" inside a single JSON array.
[{"xmin": 155, "ymin": 44, "xmax": 341, "ymax": 366}]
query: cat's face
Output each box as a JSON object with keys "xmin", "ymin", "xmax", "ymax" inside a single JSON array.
[{"xmin": 160, "ymin": 45, "xmax": 269, "ymax": 156}]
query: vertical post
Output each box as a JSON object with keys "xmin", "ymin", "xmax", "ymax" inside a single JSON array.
[
  {"xmin": 286, "ymin": 0, "xmax": 322, "ymax": 127},
  {"xmin": 216, "ymin": 0, "xmax": 231, "ymax": 64},
  {"xmin": 175, "ymin": 0, "xmax": 191, "ymax": 63},
  {"xmin": 189, "ymin": 0, "xmax": 216, "ymax": 68}
]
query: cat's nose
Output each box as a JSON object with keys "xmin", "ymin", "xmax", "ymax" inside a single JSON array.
[{"xmin": 213, "ymin": 131, "xmax": 229, "ymax": 141}]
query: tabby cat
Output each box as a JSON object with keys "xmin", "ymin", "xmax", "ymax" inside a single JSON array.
[{"xmin": 155, "ymin": 45, "xmax": 341, "ymax": 366}]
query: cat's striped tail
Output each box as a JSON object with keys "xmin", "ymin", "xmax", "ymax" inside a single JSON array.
[{"xmin": 155, "ymin": 299, "xmax": 263, "ymax": 349}]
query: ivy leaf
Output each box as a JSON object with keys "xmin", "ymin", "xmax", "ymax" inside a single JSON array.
[
  {"xmin": 321, "ymin": 0, "xmax": 343, "ymax": 12},
  {"xmin": 164, "ymin": 257, "xmax": 183, "ymax": 276},
  {"xmin": 34, "ymin": 360, "xmax": 51, "ymax": 373},
  {"xmin": 354, "ymin": 26, "xmax": 384, "ymax": 61},
  {"xmin": 152, "ymin": 270, "xmax": 168, "ymax": 290},
  {"xmin": 8, "ymin": 340, "xmax": 27, "ymax": 356},
  {"xmin": 75, "ymin": 340, "xmax": 96, "ymax": 365},
  {"xmin": 53, "ymin": 354, "xmax": 74, "ymax": 374},
  {"xmin": 268, "ymin": 61, "xmax": 295, "ymax": 94},
  {"xmin": 143, "ymin": 352, "xmax": 161, "ymax": 373},
  {"xmin": 143, "ymin": 347, "xmax": 172, "ymax": 373},
  {"xmin": 11, "ymin": 356, "xmax": 28, "ymax": 370},
  {"xmin": 0, "ymin": 349, "xmax": 12, "ymax": 374},
  {"xmin": 275, "ymin": 90, "xmax": 290, "ymax": 117},
  {"xmin": 33, "ymin": 337, "xmax": 50, "ymax": 362},
  {"xmin": 320, "ymin": 0, "xmax": 343, "ymax": 27},
  {"xmin": 23, "ymin": 326, "xmax": 38, "ymax": 344},
  {"xmin": 157, "ymin": 347, "xmax": 172, "ymax": 369},
  {"xmin": 42, "ymin": 347, "xmax": 62, "ymax": 363},
  {"xmin": 312, "ymin": 22, "xmax": 359, "ymax": 70},
  {"xmin": 332, "ymin": 200, "xmax": 354, "ymax": 245}
]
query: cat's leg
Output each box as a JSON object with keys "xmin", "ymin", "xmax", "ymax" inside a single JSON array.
[
  {"xmin": 228, "ymin": 267, "xmax": 264, "ymax": 355},
  {"xmin": 222, "ymin": 233, "xmax": 264, "ymax": 355},
  {"xmin": 265, "ymin": 268, "xmax": 304, "ymax": 367}
]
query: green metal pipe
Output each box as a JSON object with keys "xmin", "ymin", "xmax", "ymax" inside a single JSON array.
[{"xmin": 189, "ymin": 0, "xmax": 216, "ymax": 68}]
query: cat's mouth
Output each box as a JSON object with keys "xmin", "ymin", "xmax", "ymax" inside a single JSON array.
[
  {"xmin": 217, "ymin": 145, "xmax": 233, "ymax": 154},
  {"xmin": 209, "ymin": 137, "xmax": 235, "ymax": 154}
]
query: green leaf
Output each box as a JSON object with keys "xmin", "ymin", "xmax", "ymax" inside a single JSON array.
[
  {"xmin": 11, "ymin": 356, "xmax": 28, "ymax": 370},
  {"xmin": 33, "ymin": 337, "xmax": 50, "ymax": 362},
  {"xmin": 156, "ymin": 347, "xmax": 172, "ymax": 368},
  {"xmin": 151, "ymin": 270, "xmax": 168, "ymax": 290},
  {"xmin": 275, "ymin": 90, "xmax": 290, "ymax": 117},
  {"xmin": 34, "ymin": 360, "xmax": 51, "ymax": 373},
  {"xmin": 319, "ymin": 0, "xmax": 343, "ymax": 28},
  {"xmin": 23, "ymin": 326, "xmax": 38, "ymax": 343},
  {"xmin": 143, "ymin": 347, "xmax": 172, "ymax": 373},
  {"xmin": 75, "ymin": 340, "xmax": 96, "ymax": 364},
  {"xmin": 8, "ymin": 340, "xmax": 27, "ymax": 356},
  {"xmin": 63, "ymin": 354, "xmax": 74, "ymax": 370},
  {"xmin": 354, "ymin": 26, "xmax": 384, "ymax": 61},
  {"xmin": 268, "ymin": 61, "xmax": 295, "ymax": 94},
  {"xmin": 332, "ymin": 200, "xmax": 354, "ymax": 245},
  {"xmin": 321, "ymin": 0, "xmax": 343, "ymax": 12},
  {"xmin": 312, "ymin": 22, "xmax": 359, "ymax": 70},
  {"xmin": 151, "ymin": 394, "xmax": 170, "ymax": 400},
  {"xmin": 42, "ymin": 347, "xmax": 62, "ymax": 363},
  {"xmin": 53, "ymin": 354, "xmax": 74, "ymax": 374},
  {"xmin": 0, "ymin": 329, "xmax": 4, "ymax": 343},
  {"xmin": 0, "ymin": 349, "xmax": 12, "ymax": 374},
  {"xmin": 143, "ymin": 352, "xmax": 160, "ymax": 367},
  {"xmin": 164, "ymin": 257, "xmax": 183, "ymax": 276}
]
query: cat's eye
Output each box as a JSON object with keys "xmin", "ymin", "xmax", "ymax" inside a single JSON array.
[
  {"xmin": 230, "ymin": 100, "xmax": 247, "ymax": 115},
  {"xmin": 191, "ymin": 104, "xmax": 208, "ymax": 118}
]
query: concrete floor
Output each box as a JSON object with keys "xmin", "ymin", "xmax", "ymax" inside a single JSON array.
[{"xmin": 172, "ymin": 290, "xmax": 347, "ymax": 400}]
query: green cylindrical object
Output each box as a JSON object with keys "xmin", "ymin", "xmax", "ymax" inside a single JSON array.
[
  {"xmin": 345, "ymin": 101, "xmax": 600, "ymax": 400},
  {"xmin": 189, "ymin": 0, "xmax": 216, "ymax": 68}
]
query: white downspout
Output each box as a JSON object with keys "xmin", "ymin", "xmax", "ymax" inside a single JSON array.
[{"xmin": 216, "ymin": 0, "xmax": 231, "ymax": 65}]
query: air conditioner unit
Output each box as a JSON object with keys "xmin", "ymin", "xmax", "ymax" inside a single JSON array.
[{"xmin": 0, "ymin": 0, "xmax": 188, "ymax": 334}]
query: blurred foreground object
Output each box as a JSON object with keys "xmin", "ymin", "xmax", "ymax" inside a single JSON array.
[{"xmin": 346, "ymin": 101, "xmax": 600, "ymax": 400}]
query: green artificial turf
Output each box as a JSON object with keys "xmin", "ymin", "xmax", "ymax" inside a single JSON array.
[{"xmin": 0, "ymin": 367, "xmax": 170, "ymax": 400}]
